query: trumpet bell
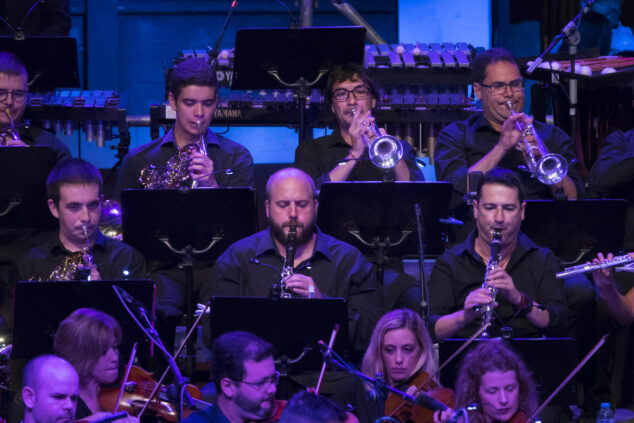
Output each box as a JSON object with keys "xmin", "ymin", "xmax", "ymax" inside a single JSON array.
[
  {"xmin": 369, "ymin": 134, "xmax": 404, "ymax": 169},
  {"xmin": 535, "ymin": 153, "xmax": 568, "ymax": 185}
]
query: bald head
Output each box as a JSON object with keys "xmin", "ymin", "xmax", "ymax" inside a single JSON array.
[
  {"xmin": 22, "ymin": 355, "xmax": 79, "ymax": 423},
  {"xmin": 265, "ymin": 168, "xmax": 316, "ymax": 201}
]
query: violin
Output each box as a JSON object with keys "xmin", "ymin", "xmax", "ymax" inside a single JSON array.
[
  {"xmin": 248, "ymin": 399, "xmax": 287, "ymax": 423},
  {"xmin": 99, "ymin": 365, "xmax": 210, "ymax": 422},
  {"xmin": 383, "ymin": 371, "xmax": 456, "ymax": 423}
]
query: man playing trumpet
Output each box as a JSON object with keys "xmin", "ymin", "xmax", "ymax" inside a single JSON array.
[
  {"xmin": 294, "ymin": 63, "xmax": 424, "ymax": 188},
  {"xmin": 0, "ymin": 51, "xmax": 70, "ymax": 161},
  {"xmin": 12, "ymin": 158, "xmax": 146, "ymax": 282}
]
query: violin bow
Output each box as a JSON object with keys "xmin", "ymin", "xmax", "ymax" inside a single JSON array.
[
  {"xmin": 113, "ymin": 342, "xmax": 137, "ymax": 414},
  {"xmin": 420, "ymin": 323, "xmax": 490, "ymax": 391},
  {"xmin": 528, "ymin": 334, "xmax": 608, "ymax": 423},
  {"xmin": 137, "ymin": 302, "xmax": 211, "ymax": 419},
  {"xmin": 315, "ymin": 324, "xmax": 339, "ymax": 394}
]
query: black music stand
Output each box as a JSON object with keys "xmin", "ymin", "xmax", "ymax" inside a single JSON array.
[
  {"xmin": 317, "ymin": 181, "xmax": 452, "ymax": 325},
  {"xmin": 232, "ymin": 26, "xmax": 366, "ymax": 142},
  {"xmin": 0, "ymin": 37, "xmax": 79, "ymax": 90},
  {"xmin": 121, "ymin": 188, "xmax": 257, "ymax": 381},
  {"xmin": 522, "ymin": 199, "xmax": 627, "ymax": 266},
  {"xmin": 209, "ymin": 296, "xmax": 349, "ymax": 399},
  {"xmin": 0, "ymin": 147, "xmax": 57, "ymax": 230},
  {"xmin": 11, "ymin": 280, "xmax": 155, "ymax": 391}
]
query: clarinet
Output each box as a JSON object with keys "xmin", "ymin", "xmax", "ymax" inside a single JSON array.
[
  {"xmin": 481, "ymin": 229, "xmax": 503, "ymax": 336},
  {"xmin": 270, "ymin": 225, "xmax": 296, "ymax": 298}
]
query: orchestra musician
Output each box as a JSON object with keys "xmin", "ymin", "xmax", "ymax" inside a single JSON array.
[
  {"xmin": 181, "ymin": 331, "xmax": 280, "ymax": 423},
  {"xmin": 12, "ymin": 158, "xmax": 146, "ymax": 283},
  {"xmin": 428, "ymin": 168, "xmax": 568, "ymax": 340},
  {"xmin": 589, "ymin": 128, "xmax": 634, "ymax": 251},
  {"xmin": 53, "ymin": 308, "xmax": 137, "ymax": 423},
  {"xmin": 0, "ymin": 51, "xmax": 70, "ymax": 160},
  {"xmin": 434, "ymin": 47, "xmax": 583, "ymax": 210},
  {"xmin": 590, "ymin": 252, "xmax": 634, "ymax": 325},
  {"xmin": 22, "ymin": 355, "xmax": 79, "ymax": 423},
  {"xmin": 438, "ymin": 340, "xmax": 538, "ymax": 423},
  {"xmin": 117, "ymin": 56, "xmax": 254, "ymax": 192},
  {"xmin": 294, "ymin": 62, "xmax": 424, "ymax": 188},
  {"xmin": 204, "ymin": 167, "xmax": 383, "ymax": 356},
  {"xmin": 335, "ymin": 308, "xmax": 440, "ymax": 422}
]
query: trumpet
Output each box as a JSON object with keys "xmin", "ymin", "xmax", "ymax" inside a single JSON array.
[
  {"xmin": 481, "ymin": 229, "xmax": 503, "ymax": 336},
  {"xmin": 506, "ymin": 101, "xmax": 568, "ymax": 185},
  {"xmin": 352, "ymin": 108, "xmax": 404, "ymax": 169},
  {"xmin": 556, "ymin": 254, "xmax": 634, "ymax": 279},
  {"xmin": 1, "ymin": 108, "xmax": 21, "ymax": 146}
]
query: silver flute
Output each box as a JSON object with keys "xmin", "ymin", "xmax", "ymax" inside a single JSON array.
[{"xmin": 556, "ymin": 254, "xmax": 634, "ymax": 279}]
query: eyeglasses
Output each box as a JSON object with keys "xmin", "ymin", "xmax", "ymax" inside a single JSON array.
[
  {"xmin": 235, "ymin": 371, "xmax": 280, "ymax": 391},
  {"xmin": 478, "ymin": 78, "xmax": 525, "ymax": 95},
  {"xmin": 0, "ymin": 89, "xmax": 27, "ymax": 102},
  {"xmin": 332, "ymin": 86, "xmax": 371, "ymax": 102}
]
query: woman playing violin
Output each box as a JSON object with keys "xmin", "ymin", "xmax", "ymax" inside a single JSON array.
[
  {"xmin": 53, "ymin": 308, "xmax": 138, "ymax": 423},
  {"xmin": 333, "ymin": 309, "xmax": 440, "ymax": 422},
  {"xmin": 452, "ymin": 341, "xmax": 537, "ymax": 423}
]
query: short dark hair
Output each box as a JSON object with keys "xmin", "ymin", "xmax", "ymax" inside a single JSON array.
[
  {"xmin": 46, "ymin": 158, "xmax": 103, "ymax": 206},
  {"xmin": 472, "ymin": 47, "xmax": 520, "ymax": 84},
  {"xmin": 279, "ymin": 391, "xmax": 348, "ymax": 423},
  {"xmin": 0, "ymin": 51, "xmax": 27, "ymax": 78},
  {"xmin": 325, "ymin": 62, "xmax": 378, "ymax": 107},
  {"xmin": 476, "ymin": 167, "xmax": 525, "ymax": 204},
  {"xmin": 169, "ymin": 57, "xmax": 218, "ymax": 100},
  {"xmin": 211, "ymin": 331, "xmax": 274, "ymax": 393}
]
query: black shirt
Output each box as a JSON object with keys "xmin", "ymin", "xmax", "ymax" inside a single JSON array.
[
  {"xmin": 12, "ymin": 231, "xmax": 146, "ymax": 283},
  {"xmin": 22, "ymin": 126, "xmax": 72, "ymax": 163},
  {"xmin": 428, "ymin": 230, "xmax": 568, "ymax": 340},
  {"xmin": 435, "ymin": 113, "xmax": 584, "ymax": 208},
  {"xmin": 204, "ymin": 227, "xmax": 382, "ymax": 352},
  {"xmin": 294, "ymin": 129, "xmax": 424, "ymax": 189},
  {"xmin": 117, "ymin": 128, "xmax": 254, "ymax": 193}
]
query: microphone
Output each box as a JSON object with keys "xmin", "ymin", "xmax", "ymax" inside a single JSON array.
[
  {"xmin": 113, "ymin": 285, "xmax": 149, "ymax": 317},
  {"xmin": 582, "ymin": 0, "xmax": 595, "ymax": 15}
]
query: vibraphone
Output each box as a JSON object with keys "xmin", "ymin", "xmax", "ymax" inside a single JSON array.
[
  {"xmin": 24, "ymin": 90, "xmax": 129, "ymax": 157},
  {"xmin": 526, "ymin": 55, "xmax": 634, "ymax": 172}
]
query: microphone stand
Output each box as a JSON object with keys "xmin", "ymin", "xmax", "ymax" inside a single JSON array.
[
  {"xmin": 526, "ymin": 0, "xmax": 594, "ymax": 147},
  {"xmin": 207, "ymin": 0, "xmax": 238, "ymax": 66},
  {"xmin": 414, "ymin": 204, "xmax": 430, "ymax": 327},
  {"xmin": 113, "ymin": 286, "xmax": 194, "ymax": 422}
]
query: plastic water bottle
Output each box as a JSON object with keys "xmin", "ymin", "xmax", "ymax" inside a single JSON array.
[{"xmin": 596, "ymin": 402, "xmax": 615, "ymax": 423}]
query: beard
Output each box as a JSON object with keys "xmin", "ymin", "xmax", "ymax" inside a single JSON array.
[
  {"xmin": 234, "ymin": 388, "xmax": 275, "ymax": 420},
  {"xmin": 270, "ymin": 220, "xmax": 315, "ymax": 246}
]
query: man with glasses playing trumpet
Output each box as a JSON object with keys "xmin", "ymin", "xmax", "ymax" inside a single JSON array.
[
  {"xmin": 435, "ymin": 47, "xmax": 583, "ymax": 211},
  {"xmin": 294, "ymin": 63, "xmax": 423, "ymax": 187},
  {"xmin": 0, "ymin": 51, "xmax": 70, "ymax": 161}
]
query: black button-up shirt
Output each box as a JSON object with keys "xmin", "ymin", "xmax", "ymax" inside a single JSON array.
[
  {"xmin": 428, "ymin": 230, "xmax": 568, "ymax": 340},
  {"xmin": 204, "ymin": 227, "xmax": 382, "ymax": 352},
  {"xmin": 12, "ymin": 231, "xmax": 146, "ymax": 282},
  {"xmin": 294, "ymin": 129, "xmax": 424, "ymax": 189},
  {"xmin": 117, "ymin": 128, "xmax": 254, "ymax": 193}
]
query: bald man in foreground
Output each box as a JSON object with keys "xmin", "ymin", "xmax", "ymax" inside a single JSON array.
[
  {"xmin": 204, "ymin": 167, "xmax": 382, "ymax": 355},
  {"xmin": 22, "ymin": 355, "xmax": 79, "ymax": 423}
]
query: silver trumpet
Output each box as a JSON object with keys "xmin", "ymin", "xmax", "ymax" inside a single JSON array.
[
  {"xmin": 353, "ymin": 108, "xmax": 403, "ymax": 169},
  {"xmin": 481, "ymin": 229, "xmax": 503, "ymax": 336},
  {"xmin": 506, "ymin": 101, "xmax": 568, "ymax": 185},
  {"xmin": 556, "ymin": 254, "xmax": 634, "ymax": 279}
]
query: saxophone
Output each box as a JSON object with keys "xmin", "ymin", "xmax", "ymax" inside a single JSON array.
[
  {"xmin": 139, "ymin": 122, "xmax": 208, "ymax": 189},
  {"xmin": 46, "ymin": 225, "xmax": 95, "ymax": 281},
  {"xmin": 481, "ymin": 229, "xmax": 503, "ymax": 336},
  {"xmin": 270, "ymin": 225, "xmax": 296, "ymax": 298}
]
